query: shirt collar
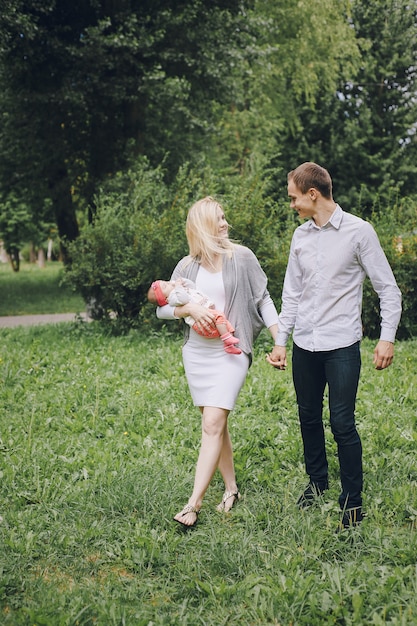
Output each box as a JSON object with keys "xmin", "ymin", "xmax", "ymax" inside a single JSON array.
[
  {"xmin": 329, "ymin": 204, "xmax": 343, "ymax": 229},
  {"xmin": 308, "ymin": 203, "xmax": 342, "ymax": 230}
]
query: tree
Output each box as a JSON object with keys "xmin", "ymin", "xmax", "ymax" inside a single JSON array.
[
  {"xmin": 275, "ymin": 0, "xmax": 417, "ymax": 213},
  {"xmin": 0, "ymin": 194, "xmax": 33, "ymax": 271},
  {"xmin": 0, "ymin": 0, "xmax": 255, "ymax": 262},
  {"xmin": 206, "ymin": 0, "xmax": 361, "ymax": 179}
]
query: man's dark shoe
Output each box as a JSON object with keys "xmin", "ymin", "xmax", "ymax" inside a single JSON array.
[
  {"xmin": 337, "ymin": 506, "xmax": 364, "ymax": 531},
  {"xmin": 297, "ymin": 482, "xmax": 328, "ymax": 509}
]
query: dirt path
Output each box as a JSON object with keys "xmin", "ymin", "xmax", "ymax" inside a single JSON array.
[{"xmin": 0, "ymin": 312, "xmax": 91, "ymax": 328}]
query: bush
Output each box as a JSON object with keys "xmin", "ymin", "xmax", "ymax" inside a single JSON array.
[
  {"xmin": 64, "ymin": 158, "xmax": 292, "ymax": 332},
  {"xmin": 361, "ymin": 197, "xmax": 417, "ymax": 340},
  {"xmin": 65, "ymin": 160, "xmax": 180, "ymax": 332},
  {"xmin": 65, "ymin": 158, "xmax": 416, "ymax": 339}
]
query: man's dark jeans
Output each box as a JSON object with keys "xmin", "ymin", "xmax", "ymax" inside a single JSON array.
[{"xmin": 292, "ymin": 341, "xmax": 363, "ymax": 510}]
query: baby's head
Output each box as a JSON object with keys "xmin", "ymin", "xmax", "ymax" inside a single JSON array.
[{"xmin": 147, "ymin": 280, "xmax": 174, "ymax": 306}]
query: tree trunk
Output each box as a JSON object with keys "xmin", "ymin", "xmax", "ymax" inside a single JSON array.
[
  {"xmin": 38, "ymin": 247, "xmax": 46, "ymax": 268},
  {"xmin": 29, "ymin": 242, "xmax": 36, "ymax": 263},
  {"xmin": 8, "ymin": 246, "xmax": 20, "ymax": 272},
  {"xmin": 48, "ymin": 163, "xmax": 79, "ymax": 264}
]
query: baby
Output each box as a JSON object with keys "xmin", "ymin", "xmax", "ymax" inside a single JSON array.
[{"xmin": 148, "ymin": 277, "xmax": 241, "ymax": 354}]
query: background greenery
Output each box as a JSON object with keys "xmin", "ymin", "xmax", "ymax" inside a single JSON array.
[
  {"xmin": 0, "ymin": 262, "xmax": 85, "ymax": 316},
  {"xmin": 1, "ymin": 3, "xmax": 415, "ymax": 622},
  {"xmin": 63, "ymin": 161, "xmax": 417, "ymax": 339},
  {"xmin": 0, "ymin": 321, "xmax": 416, "ymax": 625},
  {"xmin": 0, "ymin": 0, "xmax": 415, "ymax": 338},
  {"xmin": 1, "ymin": 0, "xmax": 416, "ymax": 259}
]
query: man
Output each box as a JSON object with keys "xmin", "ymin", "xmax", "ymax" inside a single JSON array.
[{"xmin": 267, "ymin": 162, "xmax": 401, "ymax": 530}]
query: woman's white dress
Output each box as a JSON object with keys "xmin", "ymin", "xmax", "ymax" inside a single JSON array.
[{"xmin": 182, "ymin": 267, "xmax": 249, "ymax": 410}]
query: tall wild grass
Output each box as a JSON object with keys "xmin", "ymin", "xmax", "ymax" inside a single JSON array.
[{"xmin": 0, "ymin": 321, "xmax": 416, "ymax": 625}]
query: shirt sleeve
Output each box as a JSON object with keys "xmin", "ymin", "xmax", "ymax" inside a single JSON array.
[
  {"xmin": 275, "ymin": 235, "xmax": 302, "ymax": 346},
  {"xmin": 358, "ymin": 223, "xmax": 402, "ymax": 342}
]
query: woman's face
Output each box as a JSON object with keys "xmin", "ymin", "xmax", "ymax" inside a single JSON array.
[{"xmin": 216, "ymin": 205, "xmax": 229, "ymax": 239}]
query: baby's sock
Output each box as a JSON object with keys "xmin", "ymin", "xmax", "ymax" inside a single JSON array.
[
  {"xmin": 220, "ymin": 332, "xmax": 241, "ymax": 355},
  {"xmin": 224, "ymin": 344, "xmax": 242, "ymax": 355}
]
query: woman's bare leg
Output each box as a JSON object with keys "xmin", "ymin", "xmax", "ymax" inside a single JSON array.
[
  {"xmin": 217, "ymin": 428, "xmax": 239, "ymax": 511},
  {"xmin": 174, "ymin": 406, "xmax": 229, "ymax": 526}
]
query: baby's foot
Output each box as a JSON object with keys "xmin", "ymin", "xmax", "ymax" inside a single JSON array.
[
  {"xmin": 224, "ymin": 344, "xmax": 242, "ymax": 355},
  {"xmin": 220, "ymin": 332, "xmax": 240, "ymax": 345}
]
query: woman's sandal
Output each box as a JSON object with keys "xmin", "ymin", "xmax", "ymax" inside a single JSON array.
[
  {"xmin": 173, "ymin": 504, "xmax": 199, "ymax": 528},
  {"xmin": 216, "ymin": 490, "xmax": 241, "ymax": 512}
]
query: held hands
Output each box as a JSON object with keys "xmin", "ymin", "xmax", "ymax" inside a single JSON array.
[
  {"xmin": 265, "ymin": 341, "xmax": 394, "ymax": 371},
  {"xmin": 266, "ymin": 345, "xmax": 287, "ymax": 370},
  {"xmin": 373, "ymin": 340, "xmax": 394, "ymax": 370}
]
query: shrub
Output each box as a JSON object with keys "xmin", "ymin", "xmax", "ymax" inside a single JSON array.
[
  {"xmin": 0, "ymin": 193, "xmax": 35, "ymax": 270},
  {"xmin": 65, "ymin": 158, "xmax": 416, "ymax": 339},
  {"xmin": 361, "ymin": 197, "xmax": 417, "ymax": 339},
  {"xmin": 64, "ymin": 158, "xmax": 292, "ymax": 332},
  {"xmin": 65, "ymin": 160, "xmax": 178, "ymax": 332}
]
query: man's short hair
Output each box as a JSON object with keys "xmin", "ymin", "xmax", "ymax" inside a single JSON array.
[{"xmin": 288, "ymin": 162, "xmax": 333, "ymax": 199}]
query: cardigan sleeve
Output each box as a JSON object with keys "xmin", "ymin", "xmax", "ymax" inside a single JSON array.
[{"xmin": 225, "ymin": 245, "xmax": 278, "ymax": 358}]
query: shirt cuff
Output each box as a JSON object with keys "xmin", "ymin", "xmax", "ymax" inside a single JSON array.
[
  {"xmin": 275, "ymin": 331, "xmax": 289, "ymax": 346},
  {"xmin": 380, "ymin": 328, "xmax": 396, "ymax": 343},
  {"xmin": 259, "ymin": 300, "xmax": 279, "ymax": 329}
]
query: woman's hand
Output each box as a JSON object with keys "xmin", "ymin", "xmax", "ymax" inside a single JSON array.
[{"xmin": 174, "ymin": 303, "xmax": 217, "ymax": 332}]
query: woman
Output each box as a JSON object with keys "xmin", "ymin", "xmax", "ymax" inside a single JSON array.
[{"xmin": 155, "ymin": 196, "xmax": 279, "ymax": 527}]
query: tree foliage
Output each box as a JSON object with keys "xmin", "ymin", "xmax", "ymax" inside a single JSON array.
[
  {"xmin": 0, "ymin": 193, "xmax": 34, "ymax": 270},
  {"xmin": 275, "ymin": 0, "xmax": 417, "ymax": 212},
  {"xmin": 1, "ymin": 0, "xmax": 416, "ymax": 344},
  {"xmin": 0, "ymin": 1, "xmax": 363, "ymax": 238},
  {"xmin": 0, "ymin": 0, "xmax": 254, "ymax": 259},
  {"xmin": 206, "ymin": 0, "xmax": 361, "ymax": 174}
]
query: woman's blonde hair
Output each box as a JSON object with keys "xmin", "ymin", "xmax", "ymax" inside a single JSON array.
[{"xmin": 186, "ymin": 196, "xmax": 233, "ymax": 266}]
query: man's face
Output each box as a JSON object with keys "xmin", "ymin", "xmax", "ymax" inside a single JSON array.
[{"xmin": 288, "ymin": 179, "xmax": 315, "ymax": 220}]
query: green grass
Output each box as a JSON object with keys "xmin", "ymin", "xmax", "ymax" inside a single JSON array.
[
  {"xmin": 0, "ymin": 262, "xmax": 85, "ymax": 316},
  {"xmin": 0, "ymin": 321, "xmax": 416, "ymax": 625}
]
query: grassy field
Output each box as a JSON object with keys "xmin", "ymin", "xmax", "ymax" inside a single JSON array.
[
  {"xmin": 0, "ymin": 319, "xmax": 416, "ymax": 625},
  {"xmin": 0, "ymin": 262, "xmax": 85, "ymax": 316}
]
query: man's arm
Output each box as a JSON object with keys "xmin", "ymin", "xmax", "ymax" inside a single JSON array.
[{"xmin": 359, "ymin": 223, "xmax": 402, "ymax": 344}]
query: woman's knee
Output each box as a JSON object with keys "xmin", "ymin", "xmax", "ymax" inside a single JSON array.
[{"xmin": 202, "ymin": 408, "xmax": 228, "ymax": 437}]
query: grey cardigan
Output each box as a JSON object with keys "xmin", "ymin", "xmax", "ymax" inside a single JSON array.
[{"xmin": 168, "ymin": 244, "xmax": 273, "ymax": 364}]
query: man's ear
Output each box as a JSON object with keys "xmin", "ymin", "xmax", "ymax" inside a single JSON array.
[{"xmin": 308, "ymin": 187, "xmax": 319, "ymax": 200}]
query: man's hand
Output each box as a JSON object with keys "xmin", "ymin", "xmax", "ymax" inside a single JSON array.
[
  {"xmin": 373, "ymin": 340, "xmax": 394, "ymax": 370},
  {"xmin": 266, "ymin": 345, "xmax": 287, "ymax": 370}
]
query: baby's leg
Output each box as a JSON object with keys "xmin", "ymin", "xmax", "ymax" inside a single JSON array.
[
  {"xmin": 214, "ymin": 312, "xmax": 241, "ymax": 355},
  {"xmin": 216, "ymin": 321, "xmax": 228, "ymax": 336}
]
